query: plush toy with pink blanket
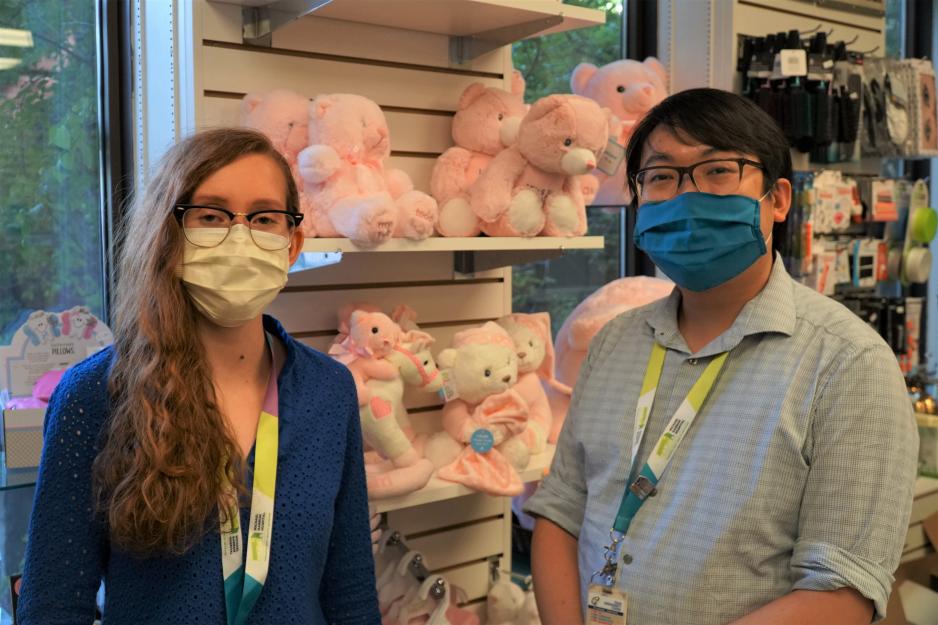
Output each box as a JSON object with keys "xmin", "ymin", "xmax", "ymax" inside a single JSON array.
[
  {"xmin": 431, "ymin": 72, "xmax": 528, "ymax": 237},
  {"xmin": 546, "ymin": 276, "xmax": 673, "ymax": 442},
  {"xmin": 240, "ymin": 88, "xmax": 317, "ymax": 236},
  {"xmin": 570, "ymin": 57, "xmax": 668, "ymax": 206},
  {"xmin": 469, "ymin": 94, "xmax": 609, "ymax": 237},
  {"xmin": 495, "ymin": 313, "xmax": 569, "ymax": 456},
  {"xmin": 424, "ymin": 323, "xmax": 531, "ymax": 496},
  {"xmin": 297, "ymin": 93, "xmax": 438, "ymax": 246}
]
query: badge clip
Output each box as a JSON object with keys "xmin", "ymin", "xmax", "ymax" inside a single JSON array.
[{"xmin": 629, "ymin": 475, "xmax": 657, "ymax": 500}]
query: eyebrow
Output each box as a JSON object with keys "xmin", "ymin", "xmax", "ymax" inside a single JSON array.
[
  {"xmin": 189, "ymin": 194, "xmax": 286, "ymax": 210},
  {"xmin": 641, "ymin": 147, "xmax": 742, "ymax": 167}
]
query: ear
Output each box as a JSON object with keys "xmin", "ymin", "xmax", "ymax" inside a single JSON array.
[
  {"xmin": 404, "ymin": 330, "xmax": 434, "ymax": 345},
  {"xmin": 643, "ymin": 56, "xmax": 668, "ymax": 86},
  {"xmin": 288, "ymin": 226, "xmax": 305, "ymax": 266},
  {"xmin": 457, "ymin": 83, "xmax": 488, "ymax": 110},
  {"xmin": 510, "ymin": 70, "xmax": 526, "ymax": 97},
  {"xmin": 241, "ymin": 92, "xmax": 264, "ymax": 119},
  {"xmin": 526, "ymin": 94, "xmax": 568, "ymax": 123},
  {"xmin": 349, "ymin": 310, "xmax": 364, "ymax": 327},
  {"xmin": 768, "ymin": 177, "xmax": 792, "ymax": 224},
  {"xmin": 437, "ymin": 348, "xmax": 457, "ymax": 369},
  {"xmin": 530, "ymin": 312, "xmax": 551, "ymax": 341},
  {"xmin": 570, "ymin": 63, "xmax": 599, "ymax": 94},
  {"xmin": 311, "ymin": 96, "xmax": 332, "ymax": 120}
]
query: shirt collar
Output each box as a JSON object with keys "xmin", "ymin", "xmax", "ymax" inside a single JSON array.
[{"xmin": 644, "ymin": 254, "xmax": 796, "ymax": 357}]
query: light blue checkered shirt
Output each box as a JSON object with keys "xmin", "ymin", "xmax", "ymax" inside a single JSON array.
[{"xmin": 525, "ymin": 257, "xmax": 918, "ymax": 624}]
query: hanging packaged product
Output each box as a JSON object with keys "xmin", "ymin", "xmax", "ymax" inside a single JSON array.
[{"xmin": 871, "ymin": 179, "xmax": 899, "ymax": 222}]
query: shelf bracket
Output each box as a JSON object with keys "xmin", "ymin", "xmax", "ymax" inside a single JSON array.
[
  {"xmin": 454, "ymin": 248, "xmax": 567, "ymax": 275},
  {"xmin": 449, "ymin": 14, "xmax": 563, "ymax": 64},
  {"xmin": 241, "ymin": 0, "xmax": 333, "ymax": 47}
]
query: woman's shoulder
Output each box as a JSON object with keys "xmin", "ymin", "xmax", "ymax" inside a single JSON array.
[
  {"xmin": 54, "ymin": 346, "xmax": 114, "ymax": 401},
  {"xmin": 283, "ymin": 339, "xmax": 356, "ymax": 395}
]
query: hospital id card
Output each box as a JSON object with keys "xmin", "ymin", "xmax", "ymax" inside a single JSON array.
[{"xmin": 587, "ymin": 584, "xmax": 627, "ymax": 625}]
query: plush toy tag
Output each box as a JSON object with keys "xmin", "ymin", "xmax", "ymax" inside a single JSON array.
[
  {"xmin": 596, "ymin": 139, "xmax": 625, "ymax": 176},
  {"xmin": 779, "ymin": 49, "xmax": 807, "ymax": 77},
  {"xmin": 470, "ymin": 428, "xmax": 495, "ymax": 453},
  {"xmin": 587, "ymin": 584, "xmax": 627, "ymax": 625},
  {"xmin": 439, "ymin": 369, "xmax": 460, "ymax": 402}
]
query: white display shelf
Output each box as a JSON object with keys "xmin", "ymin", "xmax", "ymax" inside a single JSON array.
[
  {"xmin": 372, "ymin": 443, "xmax": 555, "ymax": 514},
  {"xmin": 217, "ymin": 0, "xmax": 606, "ymax": 42},
  {"xmin": 302, "ymin": 236, "xmax": 604, "ymax": 254}
]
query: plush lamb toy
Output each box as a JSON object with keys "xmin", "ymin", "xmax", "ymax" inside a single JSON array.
[
  {"xmin": 547, "ymin": 276, "xmax": 673, "ymax": 442},
  {"xmin": 297, "ymin": 93, "xmax": 438, "ymax": 246},
  {"xmin": 570, "ymin": 57, "xmax": 668, "ymax": 206},
  {"xmin": 424, "ymin": 323, "xmax": 530, "ymax": 496},
  {"xmin": 495, "ymin": 313, "xmax": 570, "ymax": 456},
  {"xmin": 469, "ymin": 94, "xmax": 609, "ymax": 237},
  {"xmin": 431, "ymin": 72, "xmax": 528, "ymax": 237},
  {"xmin": 240, "ymin": 88, "xmax": 317, "ymax": 236}
]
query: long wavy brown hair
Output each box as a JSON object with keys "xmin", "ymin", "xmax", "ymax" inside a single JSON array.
[{"xmin": 93, "ymin": 128, "xmax": 299, "ymax": 555}]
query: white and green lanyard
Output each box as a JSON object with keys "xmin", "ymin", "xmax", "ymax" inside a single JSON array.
[
  {"xmin": 220, "ymin": 335, "xmax": 279, "ymax": 625},
  {"xmin": 593, "ymin": 342, "xmax": 728, "ymax": 588}
]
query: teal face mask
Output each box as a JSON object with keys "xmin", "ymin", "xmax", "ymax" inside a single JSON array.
[{"xmin": 633, "ymin": 191, "xmax": 769, "ymax": 292}]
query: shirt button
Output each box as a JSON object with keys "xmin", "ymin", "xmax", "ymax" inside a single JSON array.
[
  {"xmin": 622, "ymin": 554, "xmax": 634, "ymax": 565},
  {"xmin": 687, "ymin": 358, "xmax": 698, "ymax": 365}
]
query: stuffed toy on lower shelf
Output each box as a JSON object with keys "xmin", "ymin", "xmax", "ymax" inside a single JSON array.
[
  {"xmin": 297, "ymin": 93, "xmax": 438, "ymax": 246},
  {"xmin": 424, "ymin": 323, "xmax": 531, "ymax": 497}
]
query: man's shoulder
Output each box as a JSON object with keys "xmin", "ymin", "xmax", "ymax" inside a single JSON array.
[{"xmin": 788, "ymin": 278, "xmax": 890, "ymax": 352}]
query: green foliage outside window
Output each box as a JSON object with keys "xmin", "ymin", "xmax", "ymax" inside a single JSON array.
[{"xmin": 0, "ymin": 1, "xmax": 105, "ymax": 345}]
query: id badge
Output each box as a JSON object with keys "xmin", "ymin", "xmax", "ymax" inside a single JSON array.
[{"xmin": 587, "ymin": 584, "xmax": 627, "ymax": 625}]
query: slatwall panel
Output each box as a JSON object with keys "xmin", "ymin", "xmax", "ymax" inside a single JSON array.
[
  {"xmin": 189, "ymin": 3, "xmax": 519, "ymax": 618},
  {"xmin": 665, "ymin": 0, "xmax": 886, "ymax": 94}
]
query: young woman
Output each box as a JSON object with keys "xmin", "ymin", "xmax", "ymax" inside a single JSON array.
[{"xmin": 18, "ymin": 128, "xmax": 380, "ymax": 624}]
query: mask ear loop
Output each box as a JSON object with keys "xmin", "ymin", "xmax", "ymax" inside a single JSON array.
[{"xmin": 758, "ymin": 183, "xmax": 777, "ymax": 249}]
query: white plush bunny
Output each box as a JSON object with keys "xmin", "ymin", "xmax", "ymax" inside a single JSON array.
[{"xmin": 486, "ymin": 579, "xmax": 526, "ymax": 625}]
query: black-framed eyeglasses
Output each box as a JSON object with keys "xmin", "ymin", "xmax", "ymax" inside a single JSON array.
[
  {"xmin": 631, "ymin": 158, "xmax": 766, "ymax": 202},
  {"xmin": 174, "ymin": 204, "xmax": 302, "ymax": 251}
]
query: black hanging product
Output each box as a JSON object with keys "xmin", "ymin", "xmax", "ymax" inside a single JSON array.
[{"xmin": 814, "ymin": 81, "xmax": 835, "ymax": 146}]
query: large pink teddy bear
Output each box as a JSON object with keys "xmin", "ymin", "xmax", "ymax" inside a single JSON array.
[
  {"xmin": 570, "ymin": 58, "xmax": 668, "ymax": 206},
  {"xmin": 546, "ymin": 276, "xmax": 673, "ymax": 443},
  {"xmin": 431, "ymin": 72, "xmax": 528, "ymax": 237},
  {"xmin": 240, "ymin": 89, "xmax": 317, "ymax": 236},
  {"xmin": 297, "ymin": 93, "xmax": 438, "ymax": 247},
  {"xmin": 469, "ymin": 94, "xmax": 609, "ymax": 238}
]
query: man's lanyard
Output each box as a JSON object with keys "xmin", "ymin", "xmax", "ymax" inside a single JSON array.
[
  {"xmin": 593, "ymin": 342, "xmax": 728, "ymax": 588},
  {"xmin": 220, "ymin": 334, "xmax": 280, "ymax": 625}
]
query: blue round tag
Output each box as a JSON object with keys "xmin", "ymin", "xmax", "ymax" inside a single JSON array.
[{"xmin": 470, "ymin": 428, "xmax": 495, "ymax": 453}]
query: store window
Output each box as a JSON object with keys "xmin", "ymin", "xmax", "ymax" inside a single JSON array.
[
  {"xmin": 0, "ymin": 2, "xmax": 106, "ymax": 345},
  {"xmin": 511, "ymin": 0, "xmax": 627, "ymax": 334}
]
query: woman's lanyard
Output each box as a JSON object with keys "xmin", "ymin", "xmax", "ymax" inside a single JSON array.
[
  {"xmin": 592, "ymin": 342, "xmax": 728, "ymax": 588},
  {"xmin": 220, "ymin": 334, "xmax": 280, "ymax": 625}
]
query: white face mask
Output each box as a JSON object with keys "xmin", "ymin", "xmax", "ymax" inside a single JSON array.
[{"xmin": 179, "ymin": 224, "xmax": 290, "ymax": 327}]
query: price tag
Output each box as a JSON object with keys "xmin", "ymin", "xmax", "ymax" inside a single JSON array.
[
  {"xmin": 780, "ymin": 49, "xmax": 808, "ymax": 77},
  {"xmin": 596, "ymin": 139, "xmax": 625, "ymax": 176},
  {"xmin": 438, "ymin": 369, "xmax": 459, "ymax": 402},
  {"xmin": 587, "ymin": 584, "xmax": 627, "ymax": 625}
]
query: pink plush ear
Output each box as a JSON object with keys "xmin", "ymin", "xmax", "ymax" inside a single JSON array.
[
  {"xmin": 401, "ymin": 330, "xmax": 434, "ymax": 350},
  {"xmin": 570, "ymin": 63, "xmax": 599, "ymax": 95},
  {"xmin": 457, "ymin": 83, "xmax": 488, "ymax": 110},
  {"xmin": 510, "ymin": 70, "xmax": 525, "ymax": 97},
  {"xmin": 525, "ymin": 94, "xmax": 568, "ymax": 123},
  {"xmin": 240, "ymin": 92, "xmax": 264, "ymax": 120},
  {"xmin": 311, "ymin": 96, "xmax": 333, "ymax": 120},
  {"xmin": 643, "ymin": 56, "xmax": 668, "ymax": 87},
  {"xmin": 524, "ymin": 313, "xmax": 571, "ymax": 395}
]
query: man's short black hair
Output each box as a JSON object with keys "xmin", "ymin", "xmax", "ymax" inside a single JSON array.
[{"xmin": 625, "ymin": 88, "xmax": 792, "ymax": 200}]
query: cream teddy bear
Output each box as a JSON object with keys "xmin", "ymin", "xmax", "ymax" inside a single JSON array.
[
  {"xmin": 240, "ymin": 88, "xmax": 317, "ymax": 236},
  {"xmin": 431, "ymin": 71, "xmax": 528, "ymax": 237},
  {"xmin": 570, "ymin": 57, "xmax": 668, "ymax": 206},
  {"xmin": 297, "ymin": 93, "xmax": 438, "ymax": 246},
  {"xmin": 424, "ymin": 323, "xmax": 531, "ymax": 496},
  {"xmin": 469, "ymin": 94, "xmax": 609, "ymax": 237}
]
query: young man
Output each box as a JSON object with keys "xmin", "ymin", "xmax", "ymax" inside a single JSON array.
[{"xmin": 525, "ymin": 88, "xmax": 918, "ymax": 625}]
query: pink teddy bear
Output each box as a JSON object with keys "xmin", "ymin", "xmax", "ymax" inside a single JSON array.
[
  {"xmin": 469, "ymin": 94, "xmax": 609, "ymax": 238},
  {"xmin": 546, "ymin": 276, "xmax": 673, "ymax": 442},
  {"xmin": 328, "ymin": 310, "xmax": 401, "ymax": 405},
  {"xmin": 297, "ymin": 93, "xmax": 438, "ymax": 247},
  {"xmin": 240, "ymin": 89, "xmax": 317, "ymax": 236},
  {"xmin": 570, "ymin": 57, "xmax": 668, "ymax": 206},
  {"xmin": 431, "ymin": 72, "xmax": 528, "ymax": 237}
]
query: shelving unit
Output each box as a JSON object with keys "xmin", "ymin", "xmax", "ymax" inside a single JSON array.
[
  {"xmin": 214, "ymin": 0, "xmax": 606, "ymax": 58},
  {"xmin": 373, "ymin": 444, "xmax": 555, "ymax": 514}
]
